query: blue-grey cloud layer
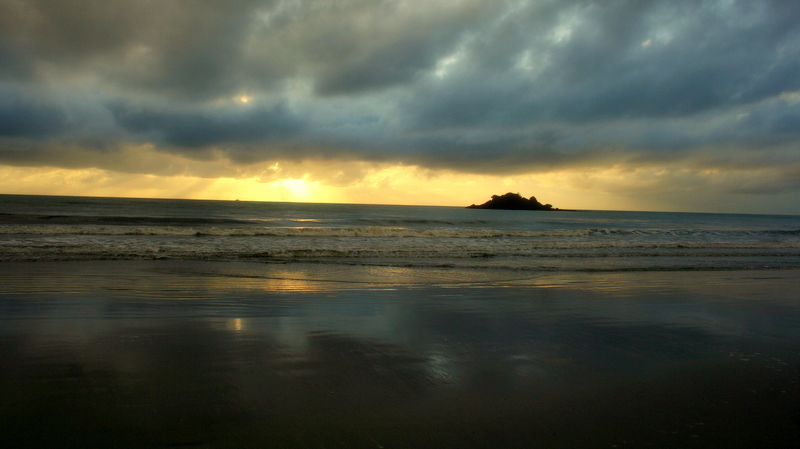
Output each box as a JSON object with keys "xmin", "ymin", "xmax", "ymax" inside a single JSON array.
[{"xmin": 1, "ymin": 0, "xmax": 800, "ymax": 195}]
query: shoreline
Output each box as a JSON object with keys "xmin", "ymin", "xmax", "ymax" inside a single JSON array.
[{"xmin": 3, "ymin": 258, "xmax": 800, "ymax": 286}]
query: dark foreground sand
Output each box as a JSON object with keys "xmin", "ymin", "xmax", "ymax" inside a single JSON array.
[{"xmin": 1, "ymin": 261, "xmax": 798, "ymax": 448}]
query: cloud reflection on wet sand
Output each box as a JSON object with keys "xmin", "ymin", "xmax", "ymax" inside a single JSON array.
[{"xmin": 1, "ymin": 261, "xmax": 799, "ymax": 448}]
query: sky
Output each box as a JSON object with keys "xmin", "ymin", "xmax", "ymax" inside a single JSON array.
[{"xmin": 1, "ymin": 0, "xmax": 800, "ymax": 213}]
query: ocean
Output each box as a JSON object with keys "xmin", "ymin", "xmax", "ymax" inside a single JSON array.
[
  {"xmin": 2, "ymin": 193, "xmax": 799, "ymax": 271},
  {"xmin": 2, "ymin": 194, "xmax": 800, "ymax": 448}
]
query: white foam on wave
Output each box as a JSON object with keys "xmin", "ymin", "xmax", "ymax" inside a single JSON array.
[
  {"xmin": 2, "ymin": 222, "xmax": 799, "ymax": 269},
  {"xmin": 4, "ymin": 224, "xmax": 797, "ymax": 239},
  {"xmin": 0, "ymin": 224, "xmax": 594, "ymax": 238}
]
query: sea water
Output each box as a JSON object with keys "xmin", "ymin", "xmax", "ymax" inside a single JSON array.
[{"xmin": 2, "ymin": 194, "xmax": 799, "ymax": 271}]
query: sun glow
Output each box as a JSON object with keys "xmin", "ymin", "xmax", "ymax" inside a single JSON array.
[
  {"xmin": 279, "ymin": 178, "xmax": 313, "ymax": 201},
  {"xmin": 0, "ymin": 162, "xmax": 611, "ymax": 209},
  {"xmin": 5, "ymin": 155, "xmax": 784, "ymax": 213}
]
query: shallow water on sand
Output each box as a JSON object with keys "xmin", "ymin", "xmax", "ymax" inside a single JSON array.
[{"xmin": 1, "ymin": 261, "xmax": 799, "ymax": 448}]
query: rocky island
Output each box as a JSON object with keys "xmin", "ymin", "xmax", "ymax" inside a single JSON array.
[{"xmin": 467, "ymin": 192, "xmax": 559, "ymax": 211}]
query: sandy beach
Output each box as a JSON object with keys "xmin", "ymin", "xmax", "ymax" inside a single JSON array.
[{"xmin": 1, "ymin": 260, "xmax": 798, "ymax": 448}]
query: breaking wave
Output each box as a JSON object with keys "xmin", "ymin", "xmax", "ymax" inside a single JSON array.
[{"xmin": 2, "ymin": 224, "xmax": 799, "ymax": 240}]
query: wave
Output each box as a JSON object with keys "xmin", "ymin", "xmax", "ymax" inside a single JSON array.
[
  {"xmin": 2, "ymin": 240, "xmax": 798, "ymax": 259},
  {"xmin": 3, "ymin": 249, "xmax": 798, "ymax": 273},
  {"xmin": 0, "ymin": 213, "xmax": 251, "ymax": 226},
  {"xmin": 0, "ymin": 224, "xmax": 593, "ymax": 238},
  {"xmin": 2, "ymin": 224, "xmax": 799, "ymax": 239}
]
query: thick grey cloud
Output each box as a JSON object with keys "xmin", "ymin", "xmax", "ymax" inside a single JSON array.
[
  {"xmin": 109, "ymin": 101, "xmax": 305, "ymax": 147},
  {"xmin": 407, "ymin": 0, "xmax": 800, "ymax": 126},
  {"xmin": 0, "ymin": 0, "xmax": 271, "ymax": 99},
  {"xmin": 0, "ymin": 86, "xmax": 67, "ymax": 137},
  {"xmin": 1, "ymin": 0, "xmax": 800, "ymax": 199}
]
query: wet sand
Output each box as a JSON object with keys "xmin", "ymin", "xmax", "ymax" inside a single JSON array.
[{"xmin": 1, "ymin": 261, "xmax": 799, "ymax": 448}]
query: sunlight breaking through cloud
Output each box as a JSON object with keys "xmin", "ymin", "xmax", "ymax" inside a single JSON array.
[{"xmin": 1, "ymin": 0, "xmax": 799, "ymax": 212}]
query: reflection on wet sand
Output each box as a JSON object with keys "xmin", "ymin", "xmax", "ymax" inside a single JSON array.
[{"xmin": 1, "ymin": 261, "xmax": 799, "ymax": 448}]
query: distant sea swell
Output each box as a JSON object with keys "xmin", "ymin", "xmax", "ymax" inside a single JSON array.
[
  {"xmin": 2, "ymin": 223, "xmax": 799, "ymax": 271},
  {"xmin": 1, "ymin": 195, "xmax": 799, "ymax": 271}
]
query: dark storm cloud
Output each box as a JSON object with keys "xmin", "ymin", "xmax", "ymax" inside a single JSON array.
[
  {"xmin": 109, "ymin": 101, "xmax": 305, "ymax": 147},
  {"xmin": 0, "ymin": 86, "xmax": 67, "ymax": 137},
  {"xmin": 1, "ymin": 0, "xmax": 800, "ymax": 196},
  {"xmin": 407, "ymin": 0, "xmax": 800, "ymax": 128},
  {"xmin": 314, "ymin": 31, "xmax": 455, "ymax": 96},
  {"xmin": 0, "ymin": 0, "xmax": 272, "ymax": 99}
]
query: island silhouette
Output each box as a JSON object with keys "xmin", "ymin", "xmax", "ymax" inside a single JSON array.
[{"xmin": 467, "ymin": 192, "xmax": 559, "ymax": 210}]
